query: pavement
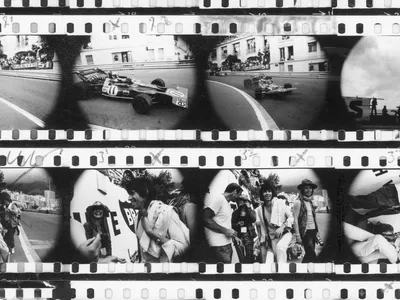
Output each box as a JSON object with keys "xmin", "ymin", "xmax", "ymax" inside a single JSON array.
[{"xmin": 7, "ymin": 211, "xmax": 61, "ymax": 263}]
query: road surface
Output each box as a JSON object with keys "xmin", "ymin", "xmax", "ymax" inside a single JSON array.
[
  {"xmin": 0, "ymin": 76, "xmax": 60, "ymax": 129},
  {"xmin": 0, "ymin": 69, "xmax": 341, "ymax": 130},
  {"xmin": 207, "ymin": 74, "xmax": 336, "ymax": 130},
  {"xmin": 9, "ymin": 211, "xmax": 62, "ymax": 262}
]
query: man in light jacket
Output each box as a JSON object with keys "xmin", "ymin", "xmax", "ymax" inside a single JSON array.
[{"xmin": 255, "ymin": 181, "xmax": 294, "ymax": 263}]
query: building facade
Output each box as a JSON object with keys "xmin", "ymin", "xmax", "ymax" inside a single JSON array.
[
  {"xmin": 209, "ymin": 35, "xmax": 328, "ymax": 72},
  {"xmin": 77, "ymin": 34, "xmax": 192, "ymax": 66}
]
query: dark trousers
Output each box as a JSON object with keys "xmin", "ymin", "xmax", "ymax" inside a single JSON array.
[
  {"xmin": 210, "ymin": 244, "xmax": 233, "ymax": 264},
  {"xmin": 301, "ymin": 229, "xmax": 317, "ymax": 263},
  {"xmin": 4, "ymin": 225, "xmax": 16, "ymax": 250}
]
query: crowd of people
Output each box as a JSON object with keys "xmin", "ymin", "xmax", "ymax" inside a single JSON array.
[
  {"xmin": 78, "ymin": 170, "xmax": 327, "ymax": 265},
  {"xmin": 0, "ymin": 52, "xmax": 52, "ymax": 70},
  {"xmin": 0, "ymin": 192, "xmax": 22, "ymax": 262},
  {"xmin": 203, "ymin": 179, "xmax": 325, "ymax": 264}
]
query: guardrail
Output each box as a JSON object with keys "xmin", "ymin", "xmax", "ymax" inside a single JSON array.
[
  {"xmin": 0, "ymin": 60, "xmax": 196, "ymax": 81},
  {"xmin": 73, "ymin": 60, "xmax": 196, "ymax": 72},
  {"xmin": 219, "ymin": 70, "xmax": 340, "ymax": 80},
  {"xmin": 0, "ymin": 70, "xmax": 62, "ymax": 81}
]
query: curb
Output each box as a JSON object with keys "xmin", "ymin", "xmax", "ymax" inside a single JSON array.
[{"xmin": 18, "ymin": 223, "xmax": 42, "ymax": 263}]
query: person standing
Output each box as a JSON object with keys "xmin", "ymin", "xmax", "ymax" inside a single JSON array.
[
  {"xmin": 203, "ymin": 183, "xmax": 243, "ymax": 263},
  {"xmin": 293, "ymin": 179, "xmax": 321, "ymax": 263},
  {"xmin": 2, "ymin": 192, "xmax": 21, "ymax": 254},
  {"xmin": 371, "ymin": 97, "xmax": 378, "ymax": 116},
  {"xmin": 255, "ymin": 182, "xmax": 294, "ymax": 263},
  {"xmin": 231, "ymin": 196, "xmax": 257, "ymax": 263}
]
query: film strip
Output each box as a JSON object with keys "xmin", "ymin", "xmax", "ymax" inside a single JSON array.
[
  {"xmin": 4, "ymin": 15, "xmax": 400, "ymax": 35},
  {"xmin": 0, "ymin": 147, "xmax": 399, "ymax": 168},
  {"xmin": 70, "ymin": 281, "xmax": 400, "ymax": 299},
  {"xmin": 0, "ymin": 1, "xmax": 398, "ymax": 298}
]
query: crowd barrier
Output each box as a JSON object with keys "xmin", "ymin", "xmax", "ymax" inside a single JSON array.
[{"xmin": 0, "ymin": 60, "xmax": 196, "ymax": 81}]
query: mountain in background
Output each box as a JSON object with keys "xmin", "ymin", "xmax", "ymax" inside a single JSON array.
[{"xmin": 6, "ymin": 180, "xmax": 50, "ymax": 196}]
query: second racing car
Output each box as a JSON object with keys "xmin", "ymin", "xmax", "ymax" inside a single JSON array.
[
  {"xmin": 74, "ymin": 68, "xmax": 189, "ymax": 114},
  {"xmin": 243, "ymin": 75, "xmax": 296, "ymax": 100}
]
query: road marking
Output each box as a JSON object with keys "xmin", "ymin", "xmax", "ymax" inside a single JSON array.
[
  {"xmin": 18, "ymin": 224, "xmax": 41, "ymax": 263},
  {"xmin": 0, "ymin": 97, "xmax": 45, "ymax": 128},
  {"xmin": 0, "ymin": 97, "xmax": 117, "ymax": 131},
  {"xmin": 206, "ymin": 80, "xmax": 279, "ymax": 131}
]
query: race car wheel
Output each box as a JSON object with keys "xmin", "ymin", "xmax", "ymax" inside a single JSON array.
[
  {"xmin": 244, "ymin": 79, "xmax": 252, "ymax": 89},
  {"xmin": 254, "ymin": 88, "xmax": 263, "ymax": 100},
  {"xmin": 151, "ymin": 78, "xmax": 166, "ymax": 87},
  {"xmin": 284, "ymin": 83, "xmax": 292, "ymax": 88},
  {"xmin": 132, "ymin": 93, "xmax": 152, "ymax": 115}
]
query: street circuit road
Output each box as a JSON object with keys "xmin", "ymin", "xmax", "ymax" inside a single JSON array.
[
  {"xmin": 10, "ymin": 211, "xmax": 62, "ymax": 262},
  {"xmin": 74, "ymin": 68, "xmax": 197, "ymax": 130},
  {"xmin": 0, "ymin": 75, "xmax": 60, "ymax": 129},
  {"xmin": 207, "ymin": 74, "xmax": 338, "ymax": 130}
]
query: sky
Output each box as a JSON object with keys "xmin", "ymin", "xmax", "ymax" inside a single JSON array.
[
  {"xmin": 0, "ymin": 168, "xmax": 50, "ymax": 186},
  {"xmin": 341, "ymin": 36, "xmax": 400, "ymax": 111}
]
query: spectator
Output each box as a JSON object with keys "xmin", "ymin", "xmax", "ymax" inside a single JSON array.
[
  {"xmin": 131, "ymin": 177, "xmax": 190, "ymax": 263},
  {"xmin": 231, "ymin": 196, "xmax": 257, "ymax": 263},
  {"xmin": 293, "ymin": 179, "xmax": 322, "ymax": 263},
  {"xmin": 255, "ymin": 181, "xmax": 294, "ymax": 263},
  {"xmin": 203, "ymin": 183, "xmax": 243, "ymax": 263},
  {"xmin": 1, "ymin": 192, "xmax": 21, "ymax": 254}
]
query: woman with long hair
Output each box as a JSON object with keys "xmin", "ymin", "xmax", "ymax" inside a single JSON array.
[
  {"xmin": 255, "ymin": 181, "xmax": 294, "ymax": 263},
  {"xmin": 130, "ymin": 177, "xmax": 190, "ymax": 263}
]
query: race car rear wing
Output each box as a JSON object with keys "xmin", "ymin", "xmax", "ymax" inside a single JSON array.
[{"xmin": 74, "ymin": 68, "xmax": 108, "ymax": 83}]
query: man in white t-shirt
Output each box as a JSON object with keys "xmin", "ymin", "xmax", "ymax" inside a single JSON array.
[{"xmin": 203, "ymin": 183, "xmax": 243, "ymax": 263}]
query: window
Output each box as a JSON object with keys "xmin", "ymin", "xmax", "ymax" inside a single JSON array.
[
  {"xmin": 279, "ymin": 47, "xmax": 285, "ymax": 61},
  {"xmin": 113, "ymin": 35, "xmax": 117, "ymax": 40},
  {"xmin": 121, "ymin": 51, "xmax": 130, "ymax": 63},
  {"xmin": 112, "ymin": 53, "xmax": 120, "ymax": 63},
  {"xmin": 247, "ymin": 38, "xmax": 256, "ymax": 54},
  {"xmin": 158, "ymin": 48, "xmax": 164, "ymax": 60},
  {"xmin": 288, "ymin": 65, "xmax": 293, "ymax": 72},
  {"xmin": 109, "ymin": 35, "xmax": 113, "ymax": 40},
  {"xmin": 308, "ymin": 42, "xmax": 317, "ymax": 52},
  {"xmin": 211, "ymin": 49, "xmax": 217, "ymax": 60},
  {"xmin": 85, "ymin": 55, "xmax": 94, "ymax": 65},
  {"xmin": 233, "ymin": 42, "xmax": 240, "ymax": 56},
  {"xmin": 288, "ymin": 46, "xmax": 294, "ymax": 60},
  {"xmin": 122, "ymin": 35, "xmax": 130, "ymax": 39},
  {"xmin": 221, "ymin": 46, "xmax": 228, "ymax": 59},
  {"xmin": 148, "ymin": 49, "xmax": 155, "ymax": 60}
]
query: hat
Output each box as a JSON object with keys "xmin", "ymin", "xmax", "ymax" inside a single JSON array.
[{"xmin": 297, "ymin": 179, "xmax": 317, "ymax": 190}]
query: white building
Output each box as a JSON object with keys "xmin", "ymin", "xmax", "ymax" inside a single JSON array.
[
  {"xmin": 209, "ymin": 35, "xmax": 328, "ymax": 72},
  {"xmin": 76, "ymin": 34, "xmax": 192, "ymax": 66}
]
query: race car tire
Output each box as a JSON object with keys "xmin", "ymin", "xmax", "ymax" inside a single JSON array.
[
  {"xmin": 151, "ymin": 78, "xmax": 166, "ymax": 87},
  {"xmin": 254, "ymin": 88, "xmax": 263, "ymax": 100},
  {"xmin": 244, "ymin": 79, "xmax": 252, "ymax": 89},
  {"xmin": 283, "ymin": 83, "xmax": 292, "ymax": 88},
  {"xmin": 132, "ymin": 93, "xmax": 152, "ymax": 115}
]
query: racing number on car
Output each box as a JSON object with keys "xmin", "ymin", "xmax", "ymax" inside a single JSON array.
[{"xmin": 107, "ymin": 86, "xmax": 119, "ymax": 96}]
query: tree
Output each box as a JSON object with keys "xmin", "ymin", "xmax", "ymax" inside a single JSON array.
[{"xmin": 0, "ymin": 170, "xmax": 5, "ymax": 190}]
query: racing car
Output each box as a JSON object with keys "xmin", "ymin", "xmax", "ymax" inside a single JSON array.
[
  {"xmin": 73, "ymin": 68, "xmax": 189, "ymax": 115},
  {"xmin": 243, "ymin": 75, "xmax": 296, "ymax": 100},
  {"xmin": 209, "ymin": 63, "xmax": 227, "ymax": 76}
]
